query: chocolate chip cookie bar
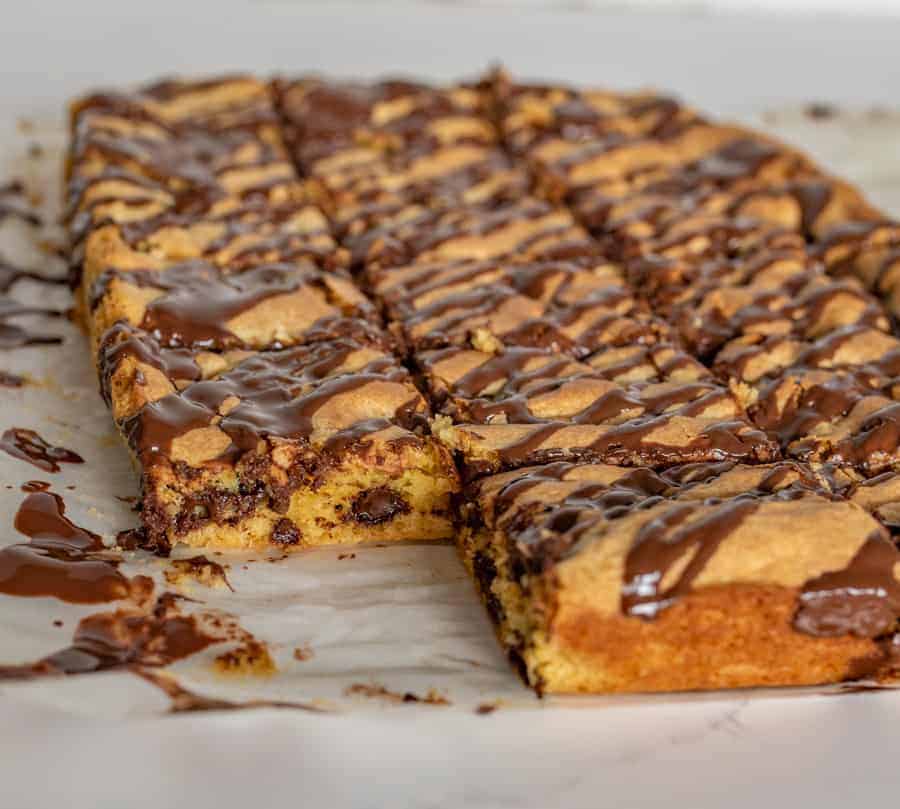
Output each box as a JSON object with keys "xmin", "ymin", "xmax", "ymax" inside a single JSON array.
[
  {"xmin": 98, "ymin": 325, "xmax": 457, "ymax": 552},
  {"xmin": 65, "ymin": 69, "xmax": 900, "ymax": 695},
  {"xmin": 460, "ymin": 460, "xmax": 900, "ymax": 693}
]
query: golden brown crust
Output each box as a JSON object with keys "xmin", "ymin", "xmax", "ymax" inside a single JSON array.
[
  {"xmin": 461, "ymin": 460, "xmax": 900, "ymax": 693},
  {"xmin": 542, "ymin": 584, "xmax": 879, "ymax": 693}
]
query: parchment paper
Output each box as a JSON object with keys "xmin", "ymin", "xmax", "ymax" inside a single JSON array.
[{"xmin": 1, "ymin": 64, "xmax": 900, "ymax": 809}]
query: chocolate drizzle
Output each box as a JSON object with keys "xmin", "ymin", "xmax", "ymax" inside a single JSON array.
[
  {"xmin": 93, "ymin": 261, "xmax": 376, "ymax": 350},
  {"xmin": 0, "ymin": 428, "xmax": 84, "ymax": 473},
  {"xmin": 0, "ymin": 298, "xmax": 63, "ymax": 349},
  {"xmin": 0, "ymin": 181, "xmax": 41, "ymax": 227},
  {"xmin": 795, "ymin": 532, "xmax": 900, "ymax": 638},
  {"xmin": 0, "ymin": 370, "xmax": 26, "ymax": 387},
  {"xmin": 0, "ymin": 593, "xmax": 216, "ymax": 679},
  {"xmin": 134, "ymin": 668, "xmax": 323, "ymax": 713},
  {"xmin": 621, "ymin": 498, "xmax": 759, "ymax": 618},
  {"xmin": 124, "ymin": 338, "xmax": 426, "ymax": 466},
  {"xmin": 0, "ymin": 257, "xmax": 68, "ymax": 294},
  {"xmin": 0, "ymin": 490, "xmax": 135, "ymax": 604}
]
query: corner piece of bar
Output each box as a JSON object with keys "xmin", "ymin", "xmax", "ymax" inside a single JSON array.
[
  {"xmin": 459, "ymin": 459, "xmax": 900, "ymax": 693},
  {"xmin": 99, "ymin": 327, "xmax": 458, "ymax": 552}
]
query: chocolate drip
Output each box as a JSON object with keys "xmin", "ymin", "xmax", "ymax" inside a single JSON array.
[
  {"xmin": 0, "ymin": 299, "xmax": 63, "ymax": 349},
  {"xmin": 134, "ymin": 668, "xmax": 322, "ymax": 714},
  {"xmin": 795, "ymin": 533, "xmax": 900, "ymax": 638},
  {"xmin": 0, "ymin": 370, "xmax": 26, "ymax": 387},
  {"xmin": 0, "ymin": 593, "xmax": 215, "ymax": 679},
  {"xmin": 0, "ymin": 181, "xmax": 41, "ymax": 227},
  {"xmin": 0, "ymin": 490, "xmax": 133, "ymax": 604},
  {"xmin": 0, "ymin": 428, "xmax": 84, "ymax": 473},
  {"xmin": 166, "ymin": 554, "xmax": 232, "ymax": 591},
  {"xmin": 621, "ymin": 499, "xmax": 758, "ymax": 618},
  {"xmin": 0, "ymin": 257, "xmax": 68, "ymax": 294}
]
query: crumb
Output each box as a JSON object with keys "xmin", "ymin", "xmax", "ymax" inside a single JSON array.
[
  {"xmin": 52, "ymin": 619, "xmax": 63, "ymax": 628},
  {"xmin": 213, "ymin": 640, "xmax": 277, "ymax": 677},
  {"xmin": 344, "ymin": 683, "xmax": 450, "ymax": 705},
  {"xmin": 164, "ymin": 555, "xmax": 232, "ymax": 591},
  {"xmin": 337, "ymin": 553, "xmax": 356, "ymax": 560},
  {"xmin": 293, "ymin": 644, "xmax": 314, "ymax": 662},
  {"xmin": 475, "ymin": 702, "xmax": 498, "ymax": 715},
  {"xmin": 27, "ymin": 143, "xmax": 44, "ymax": 159},
  {"xmin": 17, "ymin": 118, "xmax": 34, "ymax": 135}
]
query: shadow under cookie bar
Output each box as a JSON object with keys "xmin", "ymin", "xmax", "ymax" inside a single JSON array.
[
  {"xmin": 458, "ymin": 459, "xmax": 900, "ymax": 694},
  {"xmin": 99, "ymin": 326, "xmax": 458, "ymax": 553}
]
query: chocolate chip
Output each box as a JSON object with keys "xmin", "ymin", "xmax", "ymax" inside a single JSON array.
[
  {"xmin": 350, "ymin": 487, "xmax": 410, "ymax": 524},
  {"xmin": 270, "ymin": 518, "xmax": 301, "ymax": 546}
]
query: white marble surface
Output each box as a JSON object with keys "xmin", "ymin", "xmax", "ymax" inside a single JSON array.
[{"xmin": 1, "ymin": 4, "xmax": 900, "ymax": 808}]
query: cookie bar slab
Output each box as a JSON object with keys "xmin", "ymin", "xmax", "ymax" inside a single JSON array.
[
  {"xmin": 100, "ymin": 327, "xmax": 458, "ymax": 552},
  {"xmin": 459, "ymin": 460, "xmax": 900, "ymax": 693}
]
